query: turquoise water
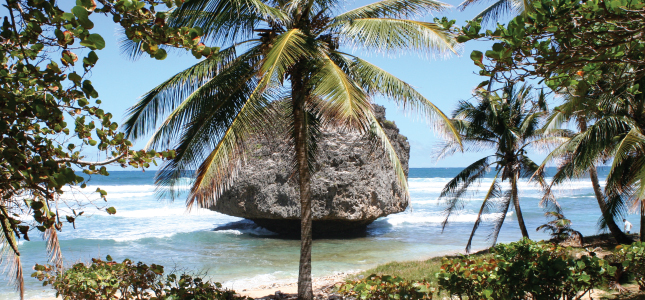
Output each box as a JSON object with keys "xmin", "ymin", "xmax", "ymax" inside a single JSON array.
[{"xmin": 1, "ymin": 168, "xmax": 640, "ymax": 299}]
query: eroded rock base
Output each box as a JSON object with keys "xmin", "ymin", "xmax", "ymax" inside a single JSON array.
[{"xmin": 251, "ymin": 218, "xmax": 374, "ymax": 238}]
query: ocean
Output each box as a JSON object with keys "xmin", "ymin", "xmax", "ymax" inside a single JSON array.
[{"xmin": 1, "ymin": 167, "xmax": 640, "ymax": 299}]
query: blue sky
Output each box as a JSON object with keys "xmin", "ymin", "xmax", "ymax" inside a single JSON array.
[{"xmin": 81, "ymin": 0, "xmax": 548, "ymax": 169}]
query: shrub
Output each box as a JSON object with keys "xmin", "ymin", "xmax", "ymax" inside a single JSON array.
[
  {"xmin": 615, "ymin": 241, "xmax": 645, "ymax": 290},
  {"xmin": 436, "ymin": 256, "xmax": 501, "ymax": 299},
  {"xmin": 338, "ymin": 274, "xmax": 434, "ymax": 299},
  {"xmin": 32, "ymin": 256, "xmax": 248, "ymax": 300},
  {"xmin": 437, "ymin": 239, "xmax": 612, "ymax": 300},
  {"xmin": 162, "ymin": 274, "xmax": 242, "ymax": 300}
]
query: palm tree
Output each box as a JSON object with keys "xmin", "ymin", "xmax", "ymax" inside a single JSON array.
[
  {"xmin": 551, "ymin": 78, "xmax": 645, "ymax": 242},
  {"xmin": 541, "ymin": 90, "xmax": 633, "ymax": 244},
  {"xmin": 437, "ymin": 83, "xmax": 557, "ymax": 253},
  {"xmin": 122, "ymin": 1, "xmax": 460, "ymax": 298}
]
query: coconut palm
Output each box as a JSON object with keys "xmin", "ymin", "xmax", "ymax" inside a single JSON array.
[
  {"xmin": 437, "ymin": 83, "xmax": 558, "ymax": 253},
  {"xmin": 122, "ymin": 0, "xmax": 460, "ymax": 298},
  {"xmin": 540, "ymin": 90, "xmax": 634, "ymax": 244},
  {"xmin": 550, "ymin": 78, "xmax": 645, "ymax": 242}
]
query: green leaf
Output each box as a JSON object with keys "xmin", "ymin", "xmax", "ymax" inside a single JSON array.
[
  {"xmin": 106, "ymin": 207, "xmax": 116, "ymax": 215},
  {"xmin": 68, "ymin": 72, "xmax": 82, "ymax": 84},
  {"xmin": 79, "ymin": 34, "xmax": 105, "ymax": 50},
  {"xmin": 470, "ymin": 50, "xmax": 483, "ymax": 62}
]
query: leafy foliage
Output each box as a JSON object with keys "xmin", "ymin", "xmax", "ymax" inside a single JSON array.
[
  {"xmin": 615, "ymin": 242, "xmax": 645, "ymax": 290},
  {"xmin": 0, "ymin": 0, "xmax": 212, "ymax": 297},
  {"xmin": 32, "ymin": 256, "xmax": 249, "ymax": 300},
  {"xmin": 437, "ymin": 239, "xmax": 614, "ymax": 300},
  {"xmin": 460, "ymin": 0, "xmax": 645, "ymax": 99},
  {"xmin": 536, "ymin": 211, "xmax": 582, "ymax": 242},
  {"xmin": 436, "ymin": 83, "xmax": 558, "ymax": 252},
  {"xmin": 337, "ymin": 274, "xmax": 434, "ymax": 300},
  {"xmin": 458, "ymin": 0, "xmax": 645, "ymax": 242}
]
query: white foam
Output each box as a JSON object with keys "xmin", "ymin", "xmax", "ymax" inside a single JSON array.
[
  {"xmin": 386, "ymin": 211, "xmax": 513, "ymax": 226},
  {"xmin": 107, "ymin": 207, "xmax": 217, "ymax": 218},
  {"xmin": 221, "ymin": 271, "xmax": 293, "ymax": 290}
]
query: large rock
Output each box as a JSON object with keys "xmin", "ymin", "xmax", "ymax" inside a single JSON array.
[{"xmin": 211, "ymin": 105, "xmax": 410, "ymax": 236}]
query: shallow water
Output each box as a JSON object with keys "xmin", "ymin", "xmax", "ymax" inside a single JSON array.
[{"xmin": 1, "ymin": 167, "xmax": 640, "ymax": 299}]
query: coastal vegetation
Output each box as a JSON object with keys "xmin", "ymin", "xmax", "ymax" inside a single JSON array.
[
  {"xmin": 32, "ymin": 256, "xmax": 251, "ymax": 300},
  {"xmin": 27, "ymin": 239, "xmax": 645, "ymax": 299},
  {"xmin": 122, "ymin": 0, "xmax": 460, "ymax": 298},
  {"xmin": 3, "ymin": 0, "xmax": 645, "ymax": 297},
  {"xmin": 0, "ymin": 0, "xmax": 210, "ymax": 298},
  {"xmin": 542, "ymin": 91, "xmax": 633, "ymax": 244},
  {"xmin": 436, "ymin": 83, "xmax": 562, "ymax": 252},
  {"xmin": 458, "ymin": 0, "xmax": 645, "ymax": 242},
  {"xmin": 348, "ymin": 239, "xmax": 645, "ymax": 300}
]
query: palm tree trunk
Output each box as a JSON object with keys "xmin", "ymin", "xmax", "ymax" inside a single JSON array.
[
  {"xmin": 512, "ymin": 172, "xmax": 530, "ymax": 238},
  {"xmin": 588, "ymin": 166, "xmax": 633, "ymax": 244},
  {"xmin": 579, "ymin": 120, "xmax": 633, "ymax": 244},
  {"xmin": 292, "ymin": 71, "xmax": 314, "ymax": 300},
  {"xmin": 641, "ymin": 200, "xmax": 644, "ymax": 242}
]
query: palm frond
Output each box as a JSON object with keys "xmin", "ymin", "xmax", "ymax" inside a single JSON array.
[
  {"xmin": 569, "ymin": 116, "xmax": 633, "ymax": 173},
  {"xmin": 184, "ymin": 79, "xmax": 276, "ymax": 209},
  {"xmin": 260, "ymin": 29, "xmax": 311, "ymax": 83},
  {"xmin": 178, "ymin": 30, "xmax": 309, "ymax": 208},
  {"xmin": 334, "ymin": 0, "xmax": 449, "ymax": 21},
  {"xmin": 335, "ymin": 18, "xmax": 458, "ymax": 56},
  {"xmin": 489, "ymin": 190, "xmax": 512, "ymax": 246},
  {"xmin": 44, "ymin": 228, "xmax": 62, "ymax": 269},
  {"xmin": 0, "ymin": 207, "xmax": 23, "ymax": 299},
  {"xmin": 152, "ymin": 62, "xmax": 269, "ymax": 202},
  {"xmin": 350, "ymin": 57, "xmax": 461, "ymax": 145},
  {"xmin": 141, "ymin": 51, "xmax": 261, "ymax": 151},
  {"xmin": 543, "ymin": 107, "xmax": 570, "ymax": 134},
  {"xmin": 470, "ymin": 0, "xmax": 513, "ymax": 26},
  {"xmin": 123, "ymin": 46, "xmax": 238, "ymax": 140},
  {"xmin": 170, "ymin": 0, "xmax": 288, "ymax": 44},
  {"xmin": 367, "ymin": 111, "xmax": 409, "ymax": 198},
  {"xmin": 313, "ymin": 54, "xmax": 371, "ymax": 130},
  {"xmin": 440, "ymin": 157, "xmax": 491, "ymax": 231},
  {"xmin": 611, "ymin": 127, "xmax": 645, "ymax": 172},
  {"xmin": 630, "ymin": 159, "xmax": 645, "ymax": 206},
  {"xmin": 466, "ymin": 171, "xmax": 501, "ymax": 253}
]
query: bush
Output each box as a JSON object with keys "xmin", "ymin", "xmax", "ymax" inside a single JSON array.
[
  {"xmin": 615, "ymin": 241, "xmax": 645, "ymax": 290},
  {"xmin": 436, "ymin": 256, "xmax": 500, "ymax": 299},
  {"xmin": 337, "ymin": 274, "xmax": 434, "ymax": 299},
  {"xmin": 32, "ymin": 256, "xmax": 248, "ymax": 300},
  {"xmin": 437, "ymin": 239, "xmax": 613, "ymax": 300},
  {"xmin": 162, "ymin": 274, "xmax": 242, "ymax": 300}
]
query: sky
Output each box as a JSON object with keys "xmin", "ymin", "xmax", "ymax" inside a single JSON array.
[{"xmin": 76, "ymin": 0, "xmax": 548, "ymax": 169}]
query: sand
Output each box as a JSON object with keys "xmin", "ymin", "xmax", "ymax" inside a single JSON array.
[{"xmin": 238, "ymin": 271, "xmax": 356, "ymax": 299}]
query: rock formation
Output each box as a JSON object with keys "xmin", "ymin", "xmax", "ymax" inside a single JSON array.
[{"xmin": 210, "ymin": 105, "xmax": 410, "ymax": 236}]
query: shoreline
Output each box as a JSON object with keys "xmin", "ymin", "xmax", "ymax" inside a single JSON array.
[
  {"xmin": 237, "ymin": 247, "xmax": 483, "ymax": 299},
  {"xmin": 27, "ymin": 247, "xmax": 484, "ymax": 300},
  {"xmin": 26, "ymin": 234, "xmax": 640, "ymax": 300}
]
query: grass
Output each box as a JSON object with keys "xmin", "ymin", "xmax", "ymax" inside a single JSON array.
[{"xmin": 356, "ymin": 250, "xmax": 492, "ymax": 283}]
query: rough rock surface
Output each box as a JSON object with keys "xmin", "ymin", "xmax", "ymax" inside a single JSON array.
[{"xmin": 210, "ymin": 105, "xmax": 410, "ymax": 236}]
